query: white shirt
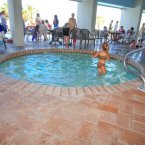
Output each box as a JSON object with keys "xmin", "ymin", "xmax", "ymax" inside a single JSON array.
[
  {"xmin": 35, "ymin": 16, "xmax": 42, "ymax": 25},
  {"xmin": 0, "ymin": 14, "xmax": 6, "ymax": 25},
  {"xmin": 114, "ymin": 23, "xmax": 118, "ymax": 32},
  {"xmin": 39, "ymin": 24, "xmax": 48, "ymax": 34}
]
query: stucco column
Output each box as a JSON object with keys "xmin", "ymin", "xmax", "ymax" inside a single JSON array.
[
  {"xmin": 120, "ymin": 0, "xmax": 144, "ymax": 38},
  {"xmin": 77, "ymin": 0, "xmax": 97, "ymax": 32},
  {"xmin": 7, "ymin": 0, "xmax": 24, "ymax": 47}
]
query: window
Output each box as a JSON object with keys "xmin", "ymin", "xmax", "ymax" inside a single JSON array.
[{"xmin": 96, "ymin": 5, "xmax": 122, "ymax": 30}]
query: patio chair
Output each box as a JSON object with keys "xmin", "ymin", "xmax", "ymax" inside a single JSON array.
[
  {"xmin": 25, "ymin": 26, "xmax": 35, "ymax": 41},
  {"xmin": 53, "ymin": 27, "xmax": 64, "ymax": 45},
  {"xmin": 81, "ymin": 29, "xmax": 96, "ymax": 49},
  {"xmin": 69, "ymin": 28, "xmax": 81, "ymax": 48},
  {"xmin": 39, "ymin": 24, "xmax": 48, "ymax": 41},
  {"xmin": 94, "ymin": 29, "xmax": 109, "ymax": 44},
  {"xmin": 123, "ymin": 31, "xmax": 136, "ymax": 44}
]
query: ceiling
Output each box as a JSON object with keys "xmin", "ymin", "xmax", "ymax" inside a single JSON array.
[{"xmin": 69, "ymin": 0, "xmax": 84, "ymax": 2}]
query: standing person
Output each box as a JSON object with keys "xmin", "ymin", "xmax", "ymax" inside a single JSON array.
[
  {"xmin": 109, "ymin": 20, "xmax": 113, "ymax": 32},
  {"xmin": 116, "ymin": 26, "xmax": 125, "ymax": 42},
  {"xmin": 140, "ymin": 23, "xmax": 145, "ymax": 39},
  {"xmin": 35, "ymin": 13, "xmax": 42, "ymax": 26},
  {"xmin": 63, "ymin": 23, "xmax": 70, "ymax": 48},
  {"xmin": 67, "ymin": 13, "xmax": 77, "ymax": 47},
  {"xmin": 45, "ymin": 19, "xmax": 52, "ymax": 40},
  {"xmin": 100, "ymin": 26, "xmax": 109, "ymax": 43},
  {"xmin": 0, "ymin": 11, "xmax": 7, "ymax": 34},
  {"xmin": 53, "ymin": 15, "xmax": 59, "ymax": 29},
  {"xmin": 45, "ymin": 19, "xmax": 52, "ymax": 29},
  {"xmin": 112, "ymin": 21, "xmax": 119, "ymax": 41},
  {"xmin": 39, "ymin": 20, "xmax": 48, "ymax": 41},
  {"xmin": 114, "ymin": 21, "xmax": 119, "ymax": 32},
  {"xmin": 126, "ymin": 27, "xmax": 135, "ymax": 40},
  {"xmin": 32, "ymin": 25, "xmax": 39, "ymax": 42},
  {"xmin": 91, "ymin": 42, "xmax": 110, "ymax": 75}
]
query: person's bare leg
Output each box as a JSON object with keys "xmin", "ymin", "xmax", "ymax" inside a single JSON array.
[
  {"xmin": 64, "ymin": 36, "xmax": 69, "ymax": 48},
  {"xmin": 73, "ymin": 39, "xmax": 76, "ymax": 47},
  {"xmin": 66, "ymin": 36, "xmax": 69, "ymax": 48},
  {"xmin": 98, "ymin": 68, "xmax": 102, "ymax": 75},
  {"xmin": 101, "ymin": 67, "xmax": 106, "ymax": 74}
]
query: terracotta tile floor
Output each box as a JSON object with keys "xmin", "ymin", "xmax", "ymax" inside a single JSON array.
[
  {"xmin": 0, "ymin": 42, "xmax": 145, "ymax": 144},
  {"xmin": 0, "ymin": 75, "xmax": 145, "ymax": 145}
]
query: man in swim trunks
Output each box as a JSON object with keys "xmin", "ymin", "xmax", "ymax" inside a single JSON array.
[{"xmin": 91, "ymin": 42, "xmax": 110, "ymax": 75}]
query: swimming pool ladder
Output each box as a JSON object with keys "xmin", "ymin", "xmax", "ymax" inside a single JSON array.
[{"xmin": 123, "ymin": 47, "xmax": 145, "ymax": 92}]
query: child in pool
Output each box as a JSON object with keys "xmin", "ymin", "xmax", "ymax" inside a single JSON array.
[
  {"xmin": 92, "ymin": 42, "xmax": 110, "ymax": 75},
  {"xmin": 130, "ymin": 40, "xmax": 136, "ymax": 49}
]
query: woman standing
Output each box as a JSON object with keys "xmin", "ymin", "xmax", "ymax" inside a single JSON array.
[
  {"xmin": 91, "ymin": 42, "xmax": 110, "ymax": 75},
  {"xmin": 67, "ymin": 13, "xmax": 77, "ymax": 47},
  {"xmin": 0, "ymin": 11, "xmax": 7, "ymax": 34},
  {"xmin": 53, "ymin": 15, "xmax": 59, "ymax": 29}
]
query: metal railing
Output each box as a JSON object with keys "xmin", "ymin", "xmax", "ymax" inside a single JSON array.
[{"xmin": 123, "ymin": 47, "xmax": 145, "ymax": 91}]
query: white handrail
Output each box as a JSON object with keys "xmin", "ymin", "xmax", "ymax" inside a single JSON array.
[{"xmin": 123, "ymin": 47, "xmax": 145, "ymax": 91}]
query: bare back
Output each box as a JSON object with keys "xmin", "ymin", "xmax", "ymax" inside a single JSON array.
[{"xmin": 68, "ymin": 18, "xmax": 76, "ymax": 31}]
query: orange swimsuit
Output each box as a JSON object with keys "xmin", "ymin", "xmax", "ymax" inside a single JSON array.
[{"xmin": 97, "ymin": 55, "xmax": 108, "ymax": 69}]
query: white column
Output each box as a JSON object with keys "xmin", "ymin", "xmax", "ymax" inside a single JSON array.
[
  {"xmin": 77, "ymin": 0, "xmax": 97, "ymax": 32},
  {"xmin": 7, "ymin": 0, "xmax": 24, "ymax": 47},
  {"xmin": 120, "ymin": 0, "xmax": 144, "ymax": 38}
]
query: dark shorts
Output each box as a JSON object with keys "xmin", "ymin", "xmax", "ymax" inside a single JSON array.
[
  {"xmin": 97, "ymin": 62, "xmax": 105, "ymax": 69},
  {"xmin": 63, "ymin": 28, "xmax": 70, "ymax": 36},
  {"xmin": 0, "ymin": 24, "xmax": 4, "ymax": 32}
]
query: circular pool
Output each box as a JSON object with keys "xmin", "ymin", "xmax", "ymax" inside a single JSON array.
[{"xmin": 0, "ymin": 53, "xmax": 138, "ymax": 87}]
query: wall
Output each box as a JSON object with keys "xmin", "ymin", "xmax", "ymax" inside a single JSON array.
[
  {"xmin": 120, "ymin": 0, "xmax": 144, "ymax": 38},
  {"xmin": 77, "ymin": 0, "xmax": 97, "ymax": 32}
]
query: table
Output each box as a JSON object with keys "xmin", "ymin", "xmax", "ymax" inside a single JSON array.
[
  {"xmin": 109, "ymin": 31, "xmax": 121, "ymax": 42},
  {"xmin": 48, "ymin": 29, "xmax": 62, "ymax": 45}
]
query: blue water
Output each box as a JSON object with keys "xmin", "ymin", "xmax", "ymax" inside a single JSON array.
[{"xmin": 0, "ymin": 53, "xmax": 138, "ymax": 87}]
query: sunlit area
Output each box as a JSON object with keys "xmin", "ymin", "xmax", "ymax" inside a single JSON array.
[
  {"xmin": 96, "ymin": 5, "xmax": 122, "ymax": 30},
  {"xmin": 140, "ymin": 12, "xmax": 145, "ymax": 30},
  {"xmin": 22, "ymin": 0, "xmax": 77, "ymax": 27},
  {"xmin": 0, "ymin": 0, "xmax": 77, "ymax": 28}
]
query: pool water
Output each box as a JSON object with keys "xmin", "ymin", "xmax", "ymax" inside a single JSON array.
[{"xmin": 0, "ymin": 53, "xmax": 138, "ymax": 87}]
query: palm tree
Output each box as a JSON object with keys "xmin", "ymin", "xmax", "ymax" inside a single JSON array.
[
  {"xmin": 27, "ymin": 5, "xmax": 38, "ymax": 24},
  {"xmin": 96, "ymin": 16, "xmax": 105, "ymax": 30},
  {"xmin": 22, "ymin": 9, "xmax": 30, "ymax": 22},
  {"xmin": 0, "ymin": 3, "xmax": 8, "ymax": 18},
  {"xmin": 0, "ymin": 3, "xmax": 38, "ymax": 25}
]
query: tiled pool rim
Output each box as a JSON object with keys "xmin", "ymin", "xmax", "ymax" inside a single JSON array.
[{"xmin": 0, "ymin": 48, "xmax": 144, "ymax": 88}]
